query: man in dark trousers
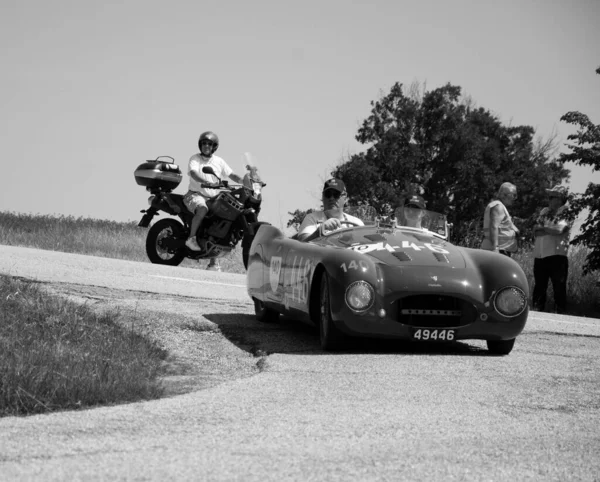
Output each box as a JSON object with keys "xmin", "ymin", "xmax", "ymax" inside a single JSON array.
[{"xmin": 532, "ymin": 185, "xmax": 572, "ymax": 313}]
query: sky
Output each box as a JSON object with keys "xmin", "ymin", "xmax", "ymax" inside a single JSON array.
[{"xmin": 1, "ymin": 0, "xmax": 599, "ymax": 231}]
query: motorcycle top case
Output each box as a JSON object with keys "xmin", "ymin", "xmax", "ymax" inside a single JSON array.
[{"xmin": 134, "ymin": 160, "xmax": 182, "ymax": 191}]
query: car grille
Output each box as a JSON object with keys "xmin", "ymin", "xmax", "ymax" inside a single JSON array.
[{"xmin": 396, "ymin": 295, "xmax": 477, "ymax": 327}]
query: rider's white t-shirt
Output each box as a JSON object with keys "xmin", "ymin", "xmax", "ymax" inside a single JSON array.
[
  {"xmin": 298, "ymin": 211, "xmax": 364, "ymax": 239},
  {"xmin": 187, "ymin": 153, "xmax": 233, "ymax": 198}
]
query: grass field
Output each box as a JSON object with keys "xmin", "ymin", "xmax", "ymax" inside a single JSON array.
[
  {"xmin": 1, "ymin": 211, "xmax": 598, "ymax": 416},
  {"xmin": 0, "ymin": 211, "xmax": 247, "ymax": 273},
  {"xmin": 0, "ymin": 275, "xmax": 166, "ymax": 416}
]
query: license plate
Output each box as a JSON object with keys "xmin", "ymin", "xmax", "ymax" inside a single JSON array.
[{"xmin": 411, "ymin": 328, "xmax": 455, "ymax": 341}]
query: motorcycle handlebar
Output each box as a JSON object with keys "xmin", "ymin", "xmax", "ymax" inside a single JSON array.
[
  {"xmin": 199, "ymin": 181, "xmax": 242, "ymax": 190},
  {"xmin": 200, "ymin": 182, "xmax": 225, "ymax": 189}
]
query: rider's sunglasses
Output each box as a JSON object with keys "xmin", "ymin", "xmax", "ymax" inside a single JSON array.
[
  {"xmin": 323, "ymin": 190, "xmax": 342, "ymax": 199},
  {"xmin": 200, "ymin": 140, "xmax": 215, "ymax": 147}
]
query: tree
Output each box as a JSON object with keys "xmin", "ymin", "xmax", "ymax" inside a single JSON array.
[
  {"xmin": 559, "ymin": 66, "xmax": 600, "ymax": 274},
  {"xmin": 287, "ymin": 208, "xmax": 314, "ymax": 231},
  {"xmin": 328, "ymin": 82, "xmax": 569, "ymax": 244}
]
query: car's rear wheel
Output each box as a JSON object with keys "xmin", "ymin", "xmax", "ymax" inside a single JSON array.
[
  {"xmin": 253, "ymin": 297, "xmax": 279, "ymax": 323},
  {"xmin": 486, "ymin": 338, "xmax": 516, "ymax": 355},
  {"xmin": 319, "ymin": 272, "xmax": 347, "ymax": 351}
]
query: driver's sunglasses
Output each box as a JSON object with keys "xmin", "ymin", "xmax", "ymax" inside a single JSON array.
[
  {"xmin": 200, "ymin": 140, "xmax": 215, "ymax": 147},
  {"xmin": 323, "ymin": 190, "xmax": 343, "ymax": 199}
]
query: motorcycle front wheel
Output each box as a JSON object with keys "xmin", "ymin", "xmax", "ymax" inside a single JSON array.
[{"xmin": 146, "ymin": 218, "xmax": 186, "ymax": 266}]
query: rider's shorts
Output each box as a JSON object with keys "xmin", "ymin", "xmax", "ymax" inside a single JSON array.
[{"xmin": 183, "ymin": 191, "xmax": 211, "ymax": 213}]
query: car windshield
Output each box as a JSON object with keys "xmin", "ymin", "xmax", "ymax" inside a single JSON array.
[
  {"xmin": 393, "ymin": 206, "xmax": 449, "ymax": 239},
  {"xmin": 345, "ymin": 205, "xmax": 449, "ymax": 239},
  {"xmin": 292, "ymin": 205, "xmax": 449, "ymax": 240},
  {"xmin": 344, "ymin": 205, "xmax": 378, "ymax": 225}
]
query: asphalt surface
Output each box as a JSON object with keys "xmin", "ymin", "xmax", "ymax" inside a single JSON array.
[{"xmin": 0, "ymin": 245, "xmax": 599, "ymax": 481}]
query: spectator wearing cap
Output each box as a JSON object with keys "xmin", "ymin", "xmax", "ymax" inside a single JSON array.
[
  {"xmin": 480, "ymin": 182, "xmax": 520, "ymax": 257},
  {"xmin": 532, "ymin": 185, "xmax": 572, "ymax": 313},
  {"xmin": 297, "ymin": 178, "xmax": 364, "ymax": 241},
  {"xmin": 401, "ymin": 195, "xmax": 426, "ymax": 228}
]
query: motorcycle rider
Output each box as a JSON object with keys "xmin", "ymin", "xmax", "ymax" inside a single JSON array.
[{"xmin": 184, "ymin": 131, "xmax": 243, "ymax": 269}]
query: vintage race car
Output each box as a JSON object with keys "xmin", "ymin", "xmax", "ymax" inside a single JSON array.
[{"xmin": 246, "ymin": 207, "xmax": 529, "ymax": 355}]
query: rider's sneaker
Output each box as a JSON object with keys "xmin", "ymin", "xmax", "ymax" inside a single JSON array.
[
  {"xmin": 206, "ymin": 259, "xmax": 221, "ymax": 272},
  {"xmin": 185, "ymin": 237, "xmax": 202, "ymax": 251}
]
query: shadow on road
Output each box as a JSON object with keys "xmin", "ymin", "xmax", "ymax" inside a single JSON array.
[{"xmin": 204, "ymin": 313, "xmax": 488, "ymax": 357}]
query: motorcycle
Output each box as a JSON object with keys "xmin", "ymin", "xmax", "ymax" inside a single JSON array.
[{"xmin": 133, "ymin": 155, "xmax": 266, "ymax": 269}]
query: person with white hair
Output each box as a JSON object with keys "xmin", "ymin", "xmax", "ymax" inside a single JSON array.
[{"xmin": 480, "ymin": 182, "xmax": 520, "ymax": 256}]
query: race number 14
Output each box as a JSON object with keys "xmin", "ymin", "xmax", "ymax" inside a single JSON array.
[{"xmin": 340, "ymin": 260, "xmax": 368, "ymax": 272}]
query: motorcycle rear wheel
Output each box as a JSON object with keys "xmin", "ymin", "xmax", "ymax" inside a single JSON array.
[{"xmin": 146, "ymin": 218, "xmax": 186, "ymax": 266}]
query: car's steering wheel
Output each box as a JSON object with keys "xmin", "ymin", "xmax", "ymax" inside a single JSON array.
[{"xmin": 319, "ymin": 220, "xmax": 362, "ymax": 236}]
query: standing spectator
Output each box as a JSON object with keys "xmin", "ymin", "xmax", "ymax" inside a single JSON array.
[
  {"xmin": 481, "ymin": 182, "xmax": 519, "ymax": 256},
  {"xmin": 532, "ymin": 185, "xmax": 572, "ymax": 313}
]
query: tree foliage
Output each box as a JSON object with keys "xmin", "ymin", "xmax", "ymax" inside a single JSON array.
[
  {"xmin": 558, "ymin": 66, "xmax": 600, "ymax": 274},
  {"xmin": 287, "ymin": 208, "xmax": 313, "ymax": 231},
  {"xmin": 329, "ymin": 82, "xmax": 569, "ymax": 245}
]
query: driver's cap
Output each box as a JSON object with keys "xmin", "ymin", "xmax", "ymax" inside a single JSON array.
[
  {"xmin": 404, "ymin": 194, "xmax": 426, "ymax": 209},
  {"xmin": 323, "ymin": 178, "xmax": 346, "ymax": 194}
]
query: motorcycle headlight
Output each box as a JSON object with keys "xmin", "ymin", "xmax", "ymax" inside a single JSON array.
[
  {"xmin": 345, "ymin": 281, "xmax": 374, "ymax": 312},
  {"xmin": 494, "ymin": 286, "xmax": 527, "ymax": 317}
]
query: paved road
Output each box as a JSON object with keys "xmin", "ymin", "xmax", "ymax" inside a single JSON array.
[{"xmin": 1, "ymin": 245, "xmax": 599, "ymax": 481}]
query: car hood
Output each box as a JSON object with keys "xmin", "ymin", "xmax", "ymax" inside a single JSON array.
[{"xmin": 314, "ymin": 226, "xmax": 467, "ymax": 268}]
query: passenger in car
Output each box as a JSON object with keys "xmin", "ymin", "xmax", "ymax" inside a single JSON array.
[{"xmin": 401, "ymin": 195, "xmax": 426, "ymax": 228}]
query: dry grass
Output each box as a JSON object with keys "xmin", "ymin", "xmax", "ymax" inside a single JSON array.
[
  {"xmin": 0, "ymin": 211, "xmax": 247, "ymax": 273},
  {"xmin": 0, "ymin": 275, "xmax": 166, "ymax": 416}
]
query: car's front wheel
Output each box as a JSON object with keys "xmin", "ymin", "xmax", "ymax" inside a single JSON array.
[
  {"xmin": 319, "ymin": 272, "xmax": 347, "ymax": 351},
  {"xmin": 253, "ymin": 297, "xmax": 279, "ymax": 323},
  {"xmin": 486, "ymin": 338, "xmax": 516, "ymax": 355}
]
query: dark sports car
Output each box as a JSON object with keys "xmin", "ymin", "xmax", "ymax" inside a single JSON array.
[{"xmin": 246, "ymin": 207, "xmax": 529, "ymax": 355}]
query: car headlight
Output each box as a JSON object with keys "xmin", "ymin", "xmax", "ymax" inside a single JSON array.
[
  {"xmin": 345, "ymin": 281, "xmax": 374, "ymax": 312},
  {"xmin": 494, "ymin": 286, "xmax": 527, "ymax": 317}
]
